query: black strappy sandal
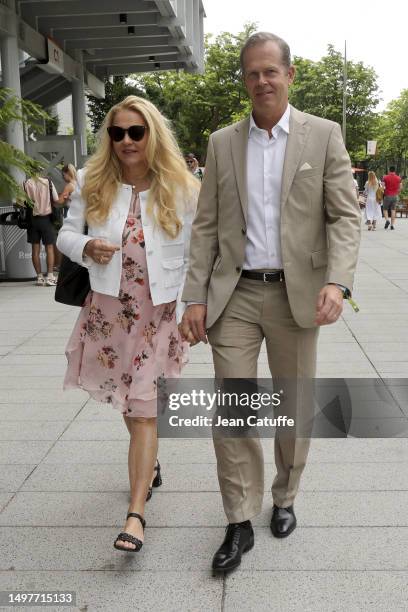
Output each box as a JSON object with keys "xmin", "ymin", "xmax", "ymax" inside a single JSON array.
[
  {"xmin": 146, "ymin": 460, "xmax": 163, "ymax": 502},
  {"xmin": 113, "ymin": 512, "xmax": 146, "ymax": 553}
]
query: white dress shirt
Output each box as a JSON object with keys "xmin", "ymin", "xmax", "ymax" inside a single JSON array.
[{"xmin": 244, "ymin": 105, "xmax": 290, "ymax": 270}]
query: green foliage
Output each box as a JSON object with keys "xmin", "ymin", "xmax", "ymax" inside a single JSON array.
[
  {"xmin": 66, "ymin": 126, "xmax": 98, "ymax": 156},
  {"xmin": 375, "ymin": 90, "xmax": 408, "ymax": 175},
  {"xmin": 45, "ymin": 108, "xmax": 60, "ymax": 136},
  {"xmin": 131, "ymin": 24, "xmax": 256, "ymax": 161},
  {"xmin": 87, "ymin": 30, "xmax": 381, "ymax": 165},
  {"xmin": 86, "ymin": 128, "xmax": 98, "ymax": 155},
  {"xmin": 289, "ymin": 46, "xmax": 379, "ymax": 158},
  {"xmin": 85, "ymin": 24, "xmax": 256, "ymax": 162},
  {"xmin": 0, "ymin": 88, "xmax": 49, "ymax": 202},
  {"xmin": 87, "ymin": 76, "xmax": 145, "ymax": 133}
]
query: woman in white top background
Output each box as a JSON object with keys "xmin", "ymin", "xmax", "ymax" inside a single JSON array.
[
  {"xmin": 364, "ymin": 171, "xmax": 382, "ymax": 230},
  {"xmin": 59, "ymin": 163, "xmax": 77, "ymax": 215}
]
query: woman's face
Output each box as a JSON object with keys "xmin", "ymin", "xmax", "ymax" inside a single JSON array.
[
  {"xmin": 110, "ymin": 109, "xmax": 149, "ymax": 171},
  {"xmin": 62, "ymin": 172, "xmax": 69, "ymax": 183}
]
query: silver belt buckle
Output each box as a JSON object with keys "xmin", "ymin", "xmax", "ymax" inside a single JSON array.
[{"xmin": 262, "ymin": 271, "xmax": 283, "ymax": 282}]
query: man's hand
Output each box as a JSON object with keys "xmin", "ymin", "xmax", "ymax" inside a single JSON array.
[
  {"xmin": 179, "ymin": 304, "xmax": 208, "ymax": 345},
  {"xmin": 315, "ymin": 284, "xmax": 344, "ymax": 326}
]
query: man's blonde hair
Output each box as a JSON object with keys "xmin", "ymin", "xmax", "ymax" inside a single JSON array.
[{"xmin": 240, "ymin": 32, "xmax": 292, "ymax": 74}]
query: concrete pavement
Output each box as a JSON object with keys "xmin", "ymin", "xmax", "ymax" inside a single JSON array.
[{"xmin": 0, "ymin": 219, "xmax": 408, "ymax": 611}]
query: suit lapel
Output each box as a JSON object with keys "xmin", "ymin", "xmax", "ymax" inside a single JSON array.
[
  {"xmin": 231, "ymin": 117, "xmax": 250, "ymax": 222},
  {"xmin": 280, "ymin": 107, "xmax": 310, "ymax": 209}
]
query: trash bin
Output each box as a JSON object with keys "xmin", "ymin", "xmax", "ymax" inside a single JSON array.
[{"xmin": 0, "ymin": 205, "xmax": 46, "ymax": 279}]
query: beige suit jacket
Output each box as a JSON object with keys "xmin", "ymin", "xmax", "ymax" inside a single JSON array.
[{"xmin": 182, "ymin": 106, "xmax": 361, "ymax": 329}]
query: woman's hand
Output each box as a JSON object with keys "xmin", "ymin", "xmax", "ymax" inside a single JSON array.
[
  {"xmin": 83, "ymin": 239, "xmax": 120, "ymax": 265},
  {"xmin": 178, "ymin": 322, "xmax": 199, "ymax": 346}
]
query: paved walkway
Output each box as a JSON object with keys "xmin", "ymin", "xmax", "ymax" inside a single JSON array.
[{"xmin": 0, "ymin": 219, "xmax": 408, "ymax": 611}]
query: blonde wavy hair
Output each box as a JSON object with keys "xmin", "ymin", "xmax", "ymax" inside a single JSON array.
[
  {"xmin": 62, "ymin": 163, "xmax": 77, "ymax": 183},
  {"xmin": 367, "ymin": 171, "xmax": 378, "ymax": 187},
  {"xmin": 82, "ymin": 96, "xmax": 198, "ymax": 238}
]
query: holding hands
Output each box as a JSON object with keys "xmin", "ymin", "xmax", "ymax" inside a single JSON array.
[{"xmin": 179, "ymin": 304, "xmax": 208, "ymax": 346}]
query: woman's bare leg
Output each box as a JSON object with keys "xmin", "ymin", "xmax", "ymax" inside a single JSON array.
[{"xmin": 116, "ymin": 416, "xmax": 157, "ymax": 550}]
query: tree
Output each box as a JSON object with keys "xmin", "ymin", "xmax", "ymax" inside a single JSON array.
[
  {"xmin": 0, "ymin": 88, "xmax": 48, "ymax": 202},
  {"xmin": 87, "ymin": 30, "xmax": 380, "ymax": 164},
  {"xmin": 132, "ymin": 24, "xmax": 256, "ymax": 161},
  {"xmin": 289, "ymin": 46, "xmax": 380, "ymax": 158},
  {"xmin": 87, "ymin": 76, "xmax": 145, "ymax": 133},
  {"xmin": 375, "ymin": 90, "xmax": 408, "ymax": 176},
  {"xmin": 86, "ymin": 24, "xmax": 256, "ymax": 162}
]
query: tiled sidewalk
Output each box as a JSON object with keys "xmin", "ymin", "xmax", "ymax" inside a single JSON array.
[{"xmin": 0, "ymin": 220, "xmax": 408, "ymax": 611}]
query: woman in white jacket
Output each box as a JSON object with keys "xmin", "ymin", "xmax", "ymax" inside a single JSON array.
[{"xmin": 57, "ymin": 95, "xmax": 198, "ymax": 553}]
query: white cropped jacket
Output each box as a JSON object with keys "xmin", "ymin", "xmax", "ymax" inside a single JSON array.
[{"xmin": 56, "ymin": 169, "xmax": 197, "ymax": 323}]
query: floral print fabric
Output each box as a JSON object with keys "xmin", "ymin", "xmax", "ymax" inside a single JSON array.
[{"xmin": 63, "ymin": 193, "xmax": 188, "ymax": 417}]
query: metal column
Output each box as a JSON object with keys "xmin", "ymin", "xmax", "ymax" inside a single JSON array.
[
  {"xmin": 0, "ymin": 0, "xmax": 25, "ymax": 186},
  {"xmin": 71, "ymin": 49, "xmax": 88, "ymax": 161}
]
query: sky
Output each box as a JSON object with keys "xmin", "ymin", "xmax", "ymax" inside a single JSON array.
[{"xmin": 202, "ymin": 0, "xmax": 407, "ymax": 111}]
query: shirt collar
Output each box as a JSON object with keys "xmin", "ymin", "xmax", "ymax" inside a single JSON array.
[{"xmin": 249, "ymin": 104, "xmax": 291, "ymax": 137}]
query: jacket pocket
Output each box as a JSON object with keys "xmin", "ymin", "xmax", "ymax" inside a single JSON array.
[
  {"xmin": 295, "ymin": 168, "xmax": 320, "ymax": 179},
  {"xmin": 311, "ymin": 248, "xmax": 328, "ymax": 269},
  {"xmin": 162, "ymin": 257, "xmax": 184, "ymax": 287}
]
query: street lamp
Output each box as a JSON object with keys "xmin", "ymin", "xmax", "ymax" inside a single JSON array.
[{"xmin": 342, "ymin": 40, "xmax": 347, "ymax": 145}]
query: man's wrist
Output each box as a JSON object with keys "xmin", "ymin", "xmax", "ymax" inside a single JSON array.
[{"xmin": 329, "ymin": 283, "xmax": 351, "ymax": 299}]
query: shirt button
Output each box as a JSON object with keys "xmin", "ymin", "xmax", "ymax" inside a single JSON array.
[{"xmin": 241, "ymin": 228, "xmax": 246, "ymax": 235}]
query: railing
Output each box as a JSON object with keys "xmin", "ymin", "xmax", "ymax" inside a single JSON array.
[{"xmin": 0, "ymin": 202, "xmax": 15, "ymax": 278}]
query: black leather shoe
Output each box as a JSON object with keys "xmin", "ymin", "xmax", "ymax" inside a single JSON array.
[
  {"xmin": 270, "ymin": 505, "xmax": 296, "ymax": 538},
  {"xmin": 212, "ymin": 520, "xmax": 254, "ymax": 575}
]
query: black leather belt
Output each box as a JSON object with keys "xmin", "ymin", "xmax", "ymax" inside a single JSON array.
[{"xmin": 241, "ymin": 270, "xmax": 285, "ymax": 283}]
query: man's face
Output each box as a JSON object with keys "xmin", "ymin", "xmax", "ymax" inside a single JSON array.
[{"xmin": 243, "ymin": 41, "xmax": 295, "ymax": 117}]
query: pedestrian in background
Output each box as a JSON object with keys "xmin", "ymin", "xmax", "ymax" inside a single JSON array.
[
  {"xmin": 24, "ymin": 174, "xmax": 61, "ymax": 286},
  {"xmin": 53, "ymin": 164, "xmax": 78, "ymax": 274},
  {"xmin": 383, "ymin": 166, "xmax": 402, "ymax": 230},
  {"xmin": 185, "ymin": 152, "xmax": 203, "ymax": 180},
  {"xmin": 352, "ymin": 171, "xmax": 359, "ymax": 200},
  {"xmin": 59, "ymin": 164, "xmax": 77, "ymax": 217},
  {"xmin": 364, "ymin": 171, "xmax": 382, "ymax": 231}
]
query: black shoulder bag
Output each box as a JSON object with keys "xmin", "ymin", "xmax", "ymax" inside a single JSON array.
[
  {"xmin": 47, "ymin": 178, "xmax": 64, "ymax": 230},
  {"xmin": 55, "ymin": 224, "xmax": 91, "ymax": 307},
  {"xmin": 17, "ymin": 181, "xmax": 33, "ymax": 230}
]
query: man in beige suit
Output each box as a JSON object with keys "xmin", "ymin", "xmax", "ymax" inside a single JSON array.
[{"xmin": 181, "ymin": 32, "xmax": 361, "ymax": 574}]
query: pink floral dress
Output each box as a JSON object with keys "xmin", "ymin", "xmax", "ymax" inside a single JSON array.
[{"xmin": 63, "ymin": 192, "xmax": 188, "ymax": 418}]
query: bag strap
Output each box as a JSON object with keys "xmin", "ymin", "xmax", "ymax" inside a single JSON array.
[{"xmin": 47, "ymin": 177, "xmax": 56, "ymax": 207}]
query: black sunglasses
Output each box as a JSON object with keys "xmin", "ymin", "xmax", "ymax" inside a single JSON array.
[{"xmin": 107, "ymin": 125, "xmax": 147, "ymax": 142}]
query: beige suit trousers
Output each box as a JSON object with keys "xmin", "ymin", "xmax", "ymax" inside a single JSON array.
[{"xmin": 207, "ymin": 276, "xmax": 319, "ymax": 523}]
